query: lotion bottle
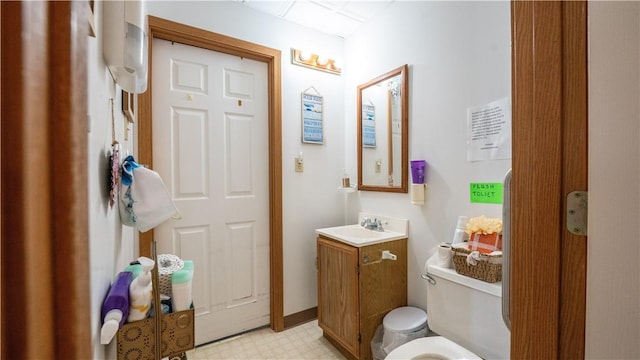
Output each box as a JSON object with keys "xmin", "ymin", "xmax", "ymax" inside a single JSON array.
[
  {"xmin": 100, "ymin": 271, "xmax": 133, "ymax": 344},
  {"xmin": 171, "ymin": 260, "xmax": 194, "ymax": 311},
  {"xmin": 127, "ymin": 256, "xmax": 155, "ymax": 322}
]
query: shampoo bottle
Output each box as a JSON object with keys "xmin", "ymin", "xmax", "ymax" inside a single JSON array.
[
  {"xmin": 171, "ymin": 260, "xmax": 194, "ymax": 311},
  {"xmin": 100, "ymin": 271, "xmax": 133, "ymax": 344},
  {"xmin": 127, "ymin": 256, "xmax": 155, "ymax": 322}
]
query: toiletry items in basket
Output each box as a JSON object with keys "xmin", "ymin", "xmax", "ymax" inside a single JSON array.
[
  {"xmin": 127, "ymin": 256, "xmax": 155, "ymax": 322},
  {"xmin": 124, "ymin": 263, "xmax": 142, "ymax": 279},
  {"xmin": 100, "ymin": 271, "xmax": 133, "ymax": 344},
  {"xmin": 451, "ymin": 216, "xmax": 470, "ymax": 244},
  {"xmin": 171, "ymin": 260, "xmax": 194, "ymax": 311}
]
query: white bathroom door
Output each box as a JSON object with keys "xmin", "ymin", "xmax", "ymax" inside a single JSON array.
[{"xmin": 151, "ymin": 38, "xmax": 270, "ymax": 345}]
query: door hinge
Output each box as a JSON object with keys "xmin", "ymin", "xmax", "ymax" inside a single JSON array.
[
  {"xmin": 356, "ymin": 264, "xmax": 360, "ymax": 275},
  {"xmin": 358, "ymin": 333, "xmax": 361, "ymax": 343},
  {"xmin": 567, "ymin": 191, "xmax": 588, "ymax": 236}
]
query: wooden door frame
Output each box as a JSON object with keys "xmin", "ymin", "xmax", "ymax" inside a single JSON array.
[
  {"xmin": 1, "ymin": 1, "xmax": 91, "ymax": 358},
  {"xmin": 510, "ymin": 1, "xmax": 587, "ymax": 358},
  {"xmin": 136, "ymin": 16, "xmax": 284, "ymax": 332}
]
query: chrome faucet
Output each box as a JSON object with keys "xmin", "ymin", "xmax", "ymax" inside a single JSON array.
[{"xmin": 361, "ymin": 218, "xmax": 384, "ymax": 231}]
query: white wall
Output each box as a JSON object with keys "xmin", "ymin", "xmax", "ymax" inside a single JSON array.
[
  {"xmin": 88, "ymin": 2, "xmax": 137, "ymax": 359},
  {"xmin": 587, "ymin": 2, "xmax": 640, "ymax": 358},
  {"xmin": 87, "ymin": 2, "xmax": 640, "ymax": 358},
  {"xmin": 145, "ymin": 1, "xmax": 346, "ymax": 317},
  {"xmin": 344, "ymin": 1, "xmax": 511, "ymax": 310}
]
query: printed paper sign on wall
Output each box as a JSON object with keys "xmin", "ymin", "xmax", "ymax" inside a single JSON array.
[{"xmin": 467, "ymin": 97, "xmax": 512, "ymax": 161}]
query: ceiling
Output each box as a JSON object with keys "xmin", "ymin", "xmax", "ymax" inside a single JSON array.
[{"xmin": 237, "ymin": 0, "xmax": 395, "ymax": 38}]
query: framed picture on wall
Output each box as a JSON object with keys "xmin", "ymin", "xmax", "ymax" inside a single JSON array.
[{"xmin": 301, "ymin": 90, "xmax": 324, "ymax": 144}]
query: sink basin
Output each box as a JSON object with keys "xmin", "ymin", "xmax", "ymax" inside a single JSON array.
[
  {"xmin": 316, "ymin": 223, "xmax": 406, "ymax": 247},
  {"xmin": 316, "ymin": 213, "xmax": 409, "ymax": 247},
  {"xmin": 332, "ymin": 226, "xmax": 388, "ymax": 239}
]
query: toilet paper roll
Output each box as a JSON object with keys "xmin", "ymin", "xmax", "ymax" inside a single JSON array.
[
  {"xmin": 157, "ymin": 254, "xmax": 184, "ymax": 297},
  {"xmin": 411, "ymin": 184, "xmax": 426, "ymax": 205},
  {"xmin": 437, "ymin": 243, "xmax": 453, "ymax": 268}
]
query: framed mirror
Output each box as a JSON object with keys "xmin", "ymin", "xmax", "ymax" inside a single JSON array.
[{"xmin": 357, "ymin": 64, "xmax": 408, "ymax": 192}]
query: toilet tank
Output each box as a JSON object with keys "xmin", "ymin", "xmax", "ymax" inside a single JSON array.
[{"xmin": 426, "ymin": 263, "xmax": 510, "ymax": 359}]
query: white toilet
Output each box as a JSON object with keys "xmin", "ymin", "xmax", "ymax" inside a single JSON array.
[{"xmin": 385, "ymin": 254, "xmax": 510, "ymax": 359}]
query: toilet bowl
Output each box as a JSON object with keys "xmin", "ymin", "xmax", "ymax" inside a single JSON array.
[{"xmin": 385, "ymin": 336, "xmax": 481, "ymax": 360}]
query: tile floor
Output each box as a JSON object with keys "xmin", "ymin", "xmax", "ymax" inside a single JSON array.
[{"xmin": 185, "ymin": 320, "xmax": 347, "ymax": 360}]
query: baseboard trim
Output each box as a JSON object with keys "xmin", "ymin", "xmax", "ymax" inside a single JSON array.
[{"xmin": 283, "ymin": 307, "xmax": 317, "ymax": 329}]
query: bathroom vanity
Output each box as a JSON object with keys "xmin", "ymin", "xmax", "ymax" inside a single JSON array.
[{"xmin": 316, "ymin": 215, "xmax": 408, "ymax": 360}]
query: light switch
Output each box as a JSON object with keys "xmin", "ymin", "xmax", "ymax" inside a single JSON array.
[{"xmin": 295, "ymin": 157, "xmax": 304, "ymax": 172}]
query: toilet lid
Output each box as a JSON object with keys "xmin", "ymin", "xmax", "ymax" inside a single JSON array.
[
  {"xmin": 385, "ymin": 336, "xmax": 482, "ymax": 360},
  {"xmin": 383, "ymin": 306, "xmax": 428, "ymax": 332}
]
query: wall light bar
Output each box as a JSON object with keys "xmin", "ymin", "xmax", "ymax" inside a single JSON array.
[{"xmin": 291, "ymin": 49, "xmax": 342, "ymax": 75}]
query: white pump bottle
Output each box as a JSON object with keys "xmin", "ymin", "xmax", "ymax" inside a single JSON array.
[{"xmin": 127, "ymin": 256, "xmax": 155, "ymax": 322}]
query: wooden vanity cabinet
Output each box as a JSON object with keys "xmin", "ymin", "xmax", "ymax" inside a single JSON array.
[{"xmin": 317, "ymin": 235, "xmax": 407, "ymax": 360}]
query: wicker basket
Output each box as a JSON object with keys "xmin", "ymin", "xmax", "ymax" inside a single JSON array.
[
  {"xmin": 117, "ymin": 242, "xmax": 194, "ymax": 360},
  {"xmin": 452, "ymin": 245, "xmax": 502, "ymax": 283},
  {"xmin": 117, "ymin": 308, "xmax": 194, "ymax": 360}
]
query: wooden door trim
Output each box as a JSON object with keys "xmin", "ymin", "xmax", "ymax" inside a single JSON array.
[
  {"xmin": 137, "ymin": 16, "xmax": 284, "ymax": 332},
  {"xmin": 559, "ymin": 3, "xmax": 588, "ymax": 358},
  {"xmin": 1, "ymin": 2, "xmax": 91, "ymax": 358},
  {"xmin": 510, "ymin": 1, "xmax": 587, "ymax": 358}
]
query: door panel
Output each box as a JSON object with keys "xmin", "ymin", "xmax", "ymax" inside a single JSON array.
[
  {"xmin": 510, "ymin": 1, "xmax": 587, "ymax": 358},
  {"xmin": 152, "ymin": 38, "xmax": 269, "ymax": 344},
  {"xmin": 173, "ymin": 107, "xmax": 208, "ymax": 198},
  {"xmin": 225, "ymin": 113, "xmax": 254, "ymax": 195},
  {"xmin": 1, "ymin": 2, "xmax": 91, "ymax": 358}
]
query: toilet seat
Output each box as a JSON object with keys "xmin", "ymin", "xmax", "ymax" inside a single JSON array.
[{"xmin": 384, "ymin": 336, "xmax": 482, "ymax": 360}]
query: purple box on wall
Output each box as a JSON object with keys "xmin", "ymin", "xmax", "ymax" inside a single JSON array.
[{"xmin": 410, "ymin": 160, "xmax": 426, "ymax": 184}]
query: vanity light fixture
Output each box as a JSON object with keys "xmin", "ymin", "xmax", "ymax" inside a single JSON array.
[
  {"xmin": 299, "ymin": 51, "xmax": 313, "ymax": 61},
  {"xmin": 291, "ymin": 49, "xmax": 342, "ymax": 75}
]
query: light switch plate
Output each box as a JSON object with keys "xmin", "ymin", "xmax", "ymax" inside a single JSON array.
[{"xmin": 295, "ymin": 158, "xmax": 304, "ymax": 172}]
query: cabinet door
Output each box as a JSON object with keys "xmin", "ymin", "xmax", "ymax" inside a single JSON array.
[
  {"xmin": 359, "ymin": 239, "xmax": 407, "ymax": 360},
  {"xmin": 317, "ymin": 237, "xmax": 360, "ymax": 359}
]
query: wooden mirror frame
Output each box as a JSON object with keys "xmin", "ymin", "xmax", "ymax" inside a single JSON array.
[{"xmin": 357, "ymin": 64, "xmax": 409, "ymax": 192}]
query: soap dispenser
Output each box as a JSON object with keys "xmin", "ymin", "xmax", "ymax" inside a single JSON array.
[{"xmin": 127, "ymin": 256, "xmax": 155, "ymax": 322}]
